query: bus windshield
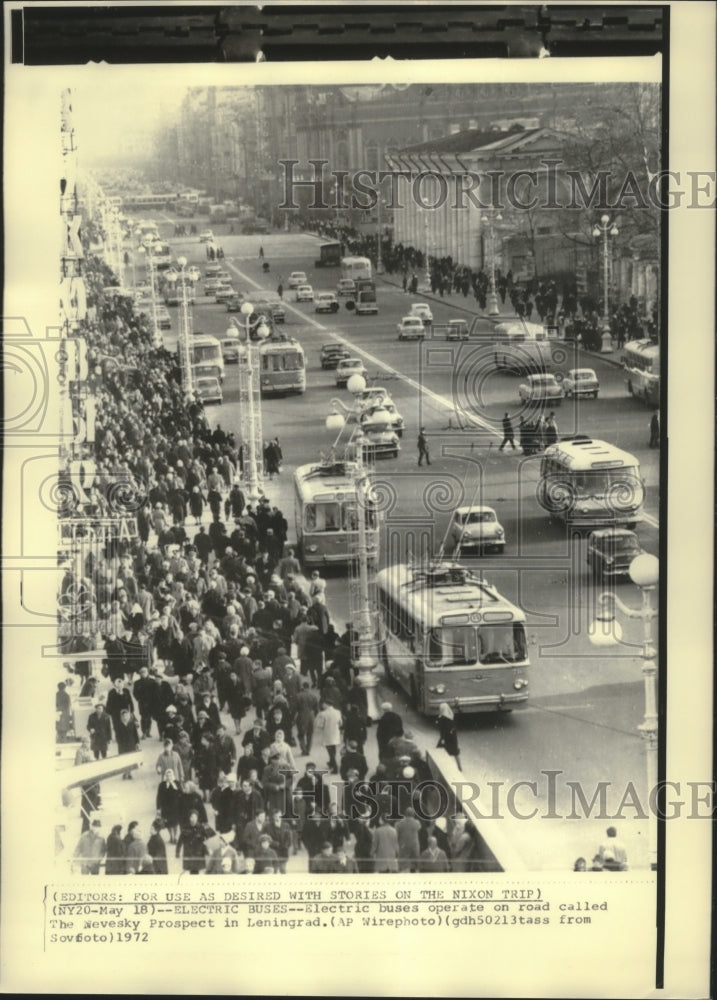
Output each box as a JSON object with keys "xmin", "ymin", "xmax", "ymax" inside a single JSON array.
[
  {"xmin": 428, "ymin": 624, "xmax": 526, "ymax": 667},
  {"xmin": 305, "ymin": 502, "xmax": 341, "ymax": 532},
  {"xmin": 192, "ymin": 344, "xmax": 220, "ymax": 363},
  {"xmin": 263, "ymin": 351, "xmax": 304, "ymax": 371},
  {"xmin": 569, "ymin": 468, "xmax": 641, "ymax": 494}
]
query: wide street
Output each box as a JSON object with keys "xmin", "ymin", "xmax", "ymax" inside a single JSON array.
[{"xmin": 133, "ymin": 218, "xmax": 661, "ymax": 871}]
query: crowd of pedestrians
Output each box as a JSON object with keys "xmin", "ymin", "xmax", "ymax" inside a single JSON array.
[{"xmin": 64, "ymin": 232, "xmax": 486, "ymax": 877}]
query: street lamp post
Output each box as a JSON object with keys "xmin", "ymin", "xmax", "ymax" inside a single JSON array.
[
  {"xmin": 376, "ymin": 196, "xmax": 384, "ymax": 275},
  {"xmin": 138, "ymin": 241, "xmax": 162, "ymax": 349},
  {"xmin": 592, "ymin": 214, "xmax": 619, "ymax": 353},
  {"xmin": 422, "ymin": 213, "xmax": 432, "ymax": 292},
  {"xmin": 326, "ymin": 373, "xmax": 384, "ymax": 721},
  {"xmin": 235, "ymin": 302, "xmax": 270, "ymax": 504},
  {"xmin": 481, "ymin": 211, "xmax": 503, "ymax": 317},
  {"xmin": 175, "ymin": 256, "xmax": 195, "ymax": 399},
  {"xmin": 589, "ymin": 552, "xmax": 659, "ymax": 870}
]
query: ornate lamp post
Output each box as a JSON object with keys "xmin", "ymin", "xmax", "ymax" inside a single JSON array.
[
  {"xmin": 235, "ymin": 302, "xmax": 270, "ymax": 503},
  {"xmin": 137, "ymin": 241, "xmax": 162, "ymax": 348},
  {"xmin": 326, "ymin": 370, "xmax": 383, "ymax": 721},
  {"xmin": 481, "ymin": 211, "xmax": 503, "ymax": 317},
  {"xmin": 592, "ymin": 214, "xmax": 619, "ymax": 353},
  {"xmin": 589, "ymin": 553, "xmax": 659, "ymax": 869}
]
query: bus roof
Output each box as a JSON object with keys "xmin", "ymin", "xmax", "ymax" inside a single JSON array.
[
  {"xmin": 543, "ymin": 436, "xmax": 640, "ymax": 470},
  {"xmin": 294, "ymin": 461, "xmax": 361, "ymax": 502},
  {"xmin": 190, "ymin": 334, "xmax": 221, "ymax": 347},
  {"xmin": 623, "ymin": 339, "xmax": 659, "ymax": 357},
  {"xmin": 376, "ymin": 563, "xmax": 525, "ymax": 623},
  {"xmin": 341, "ymin": 255, "xmax": 371, "ymax": 265}
]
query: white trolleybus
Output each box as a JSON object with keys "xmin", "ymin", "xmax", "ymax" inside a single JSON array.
[
  {"xmin": 622, "ymin": 338, "xmax": 660, "ymax": 406},
  {"xmin": 537, "ymin": 435, "xmax": 644, "ymax": 529},
  {"xmin": 340, "ymin": 255, "xmax": 372, "ymax": 283},
  {"xmin": 259, "ymin": 334, "xmax": 306, "ymax": 396},
  {"xmin": 375, "ymin": 562, "xmax": 529, "ymax": 716},
  {"xmin": 492, "ymin": 321, "xmax": 554, "ymax": 373},
  {"xmin": 294, "ymin": 459, "xmax": 378, "ymax": 567},
  {"xmin": 189, "ymin": 334, "xmax": 225, "ymax": 382}
]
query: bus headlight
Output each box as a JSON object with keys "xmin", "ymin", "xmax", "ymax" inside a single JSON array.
[
  {"xmin": 513, "ymin": 679, "xmax": 528, "ymax": 690},
  {"xmin": 428, "ymin": 684, "xmax": 447, "ymax": 694},
  {"xmin": 307, "ymin": 545, "xmax": 318, "ymax": 553}
]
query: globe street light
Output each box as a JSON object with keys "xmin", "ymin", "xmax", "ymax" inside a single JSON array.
[
  {"xmin": 592, "ymin": 214, "xmax": 619, "ymax": 353},
  {"xmin": 325, "ymin": 371, "xmax": 381, "ymax": 721},
  {"xmin": 173, "ymin": 255, "xmax": 195, "ymax": 399},
  {"xmin": 235, "ymin": 302, "xmax": 270, "ymax": 503},
  {"xmin": 481, "ymin": 211, "xmax": 503, "ymax": 317},
  {"xmin": 589, "ymin": 552, "xmax": 659, "ymax": 869},
  {"xmin": 137, "ymin": 241, "xmax": 162, "ymax": 348}
]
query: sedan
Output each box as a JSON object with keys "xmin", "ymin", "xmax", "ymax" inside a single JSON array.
[
  {"xmin": 288, "ymin": 271, "xmax": 308, "ymax": 288},
  {"xmin": 397, "ymin": 316, "xmax": 426, "ymax": 340},
  {"xmin": 195, "ymin": 375, "xmax": 223, "ymax": 404},
  {"xmin": 205, "ymin": 262, "xmax": 222, "ymax": 277},
  {"xmin": 449, "ymin": 505, "xmax": 506, "ymax": 554},
  {"xmin": 563, "ymin": 368, "xmax": 600, "ymax": 398},
  {"xmin": 226, "ymin": 294, "xmax": 243, "ymax": 312},
  {"xmin": 336, "ymin": 278, "xmax": 356, "ymax": 297},
  {"xmin": 315, "ymin": 292, "xmax": 340, "ymax": 313},
  {"xmin": 204, "ymin": 277, "xmax": 225, "ymax": 295},
  {"xmin": 518, "ymin": 373, "xmax": 564, "ymax": 406},
  {"xmin": 410, "ymin": 302, "xmax": 433, "ymax": 325},
  {"xmin": 214, "ymin": 284, "xmax": 236, "ymax": 304},
  {"xmin": 199, "ymin": 229, "xmax": 214, "ymax": 243},
  {"xmin": 295, "ymin": 284, "xmax": 314, "ymax": 302},
  {"xmin": 586, "ymin": 528, "xmax": 643, "ymax": 580},
  {"xmin": 335, "ymin": 358, "xmax": 367, "ymax": 387},
  {"xmin": 320, "ymin": 343, "xmax": 350, "ymax": 369}
]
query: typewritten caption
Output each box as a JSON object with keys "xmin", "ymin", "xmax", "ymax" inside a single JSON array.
[{"xmin": 44, "ymin": 884, "xmax": 619, "ymax": 944}]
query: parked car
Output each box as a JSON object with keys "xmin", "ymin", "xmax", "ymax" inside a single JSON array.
[
  {"xmin": 315, "ymin": 292, "xmax": 340, "ymax": 313},
  {"xmin": 195, "ymin": 375, "xmax": 223, "ymax": 404},
  {"xmin": 397, "ymin": 316, "xmax": 426, "ymax": 340},
  {"xmin": 320, "ymin": 343, "xmax": 350, "ymax": 369},
  {"xmin": 449, "ymin": 505, "xmax": 506, "ymax": 554},
  {"xmin": 410, "ymin": 302, "xmax": 433, "ymax": 325},
  {"xmin": 296, "ymin": 284, "xmax": 314, "ymax": 302},
  {"xmin": 518, "ymin": 373, "xmax": 564, "ymax": 406},
  {"xmin": 336, "ymin": 278, "xmax": 356, "ymax": 297},
  {"xmin": 335, "ymin": 357, "xmax": 367, "ymax": 387},
  {"xmin": 586, "ymin": 528, "xmax": 643, "ymax": 580},
  {"xmin": 288, "ymin": 271, "xmax": 308, "ymax": 288},
  {"xmin": 199, "ymin": 229, "xmax": 214, "ymax": 243},
  {"xmin": 563, "ymin": 368, "xmax": 600, "ymax": 398}
]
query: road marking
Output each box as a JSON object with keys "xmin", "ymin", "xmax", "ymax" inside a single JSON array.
[{"xmin": 225, "ymin": 258, "xmax": 659, "ymax": 530}]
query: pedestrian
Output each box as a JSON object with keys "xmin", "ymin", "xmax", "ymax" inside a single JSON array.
[
  {"xmin": 649, "ymin": 410, "xmax": 660, "ymax": 448},
  {"xmin": 314, "ymin": 699, "xmax": 343, "ymax": 774},
  {"xmin": 115, "ymin": 709, "xmax": 140, "ymax": 775},
  {"xmin": 156, "ymin": 768, "xmax": 182, "ymax": 843},
  {"xmin": 259, "ymin": 246, "xmax": 264, "ymax": 260},
  {"xmin": 72, "ymin": 819, "xmax": 106, "ymax": 875},
  {"xmin": 599, "ymin": 826, "xmax": 628, "ymax": 871},
  {"xmin": 372, "ymin": 817, "xmax": 399, "ymax": 873},
  {"xmin": 419, "ymin": 835, "xmax": 450, "ymax": 873},
  {"xmin": 87, "ymin": 702, "xmax": 112, "ymax": 760},
  {"xmin": 105, "ymin": 824, "xmax": 126, "ymax": 875},
  {"xmin": 147, "ymin": 820, "xmax": 169, "ymax": 874},
  {"xmin": 176, "ymin": 810, "xmax": 208, "ymax": 874},
  {"xmin": 396, "ymin": 807, "xmax": 422, "ymax": 873},
  {"xmin": 499, "ymin": 412, "xmax": 516, "ymax": 451},
  {"xmin": 543, "ymin": 411, "xmax": 558, "ymax": 447},
  {"xmin": 277, "ymin": 282, "xmax": 283, "ymax": 300},
  {"xmin": 376, "ymin": 702, "xmax": 404, "ymax": 761},
  {"xmin": 417, "ymin": 427, "xmax": 431, "ymax": 466},
  {"xmin": 435, "ymin": 702, "xmax": 462, "ymax": 772}
]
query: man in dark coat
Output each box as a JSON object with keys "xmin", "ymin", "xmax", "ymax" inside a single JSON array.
[
  {"xmin": 106, "ymin": 678, "xmax": 135, "ymax": 743},
  {"xmin": 115, "ymin": 709, "xmax": 140, "ymax": 777},
  {"xmin": 87, "ymin": 702, "xmax": 112, "ymax": 759},
  {"xmin": 376, "ymin": 702, "xmax": 404, "ymax": 761},
  {"xmin": 132, "ymin": 665, "xmax": 159, "ymax": 739}
]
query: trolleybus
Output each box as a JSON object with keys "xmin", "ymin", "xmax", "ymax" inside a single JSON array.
[
  {"xmin": 294, "ymin": 460, "xmax": 378, "ymax": 567},
  {"xmin": 340, "ymin": 256, "xmax": 372, "ymax": 283},
  {"xmin": 622, "ymin": 338, "xmax": 660, "ymax": 406},
  {"xmin": 537, "ymin": 435, "xmax": 644, "ymax": 528},
  {"xmin": 259, "ymin": 334, "xmax": 306, "ymax": 396},
  {"xmin": 189, "ymin": 334, "xmax": 225, "ymax": 382},
  {"xmin": 376, "ymin": 562, "xmax": 529, "ymax": 715}
]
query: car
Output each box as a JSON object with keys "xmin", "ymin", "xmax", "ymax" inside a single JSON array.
[
  {"xmin": 205, "ymin": 262, "xmax": 222, "ymax": 277},
  {"xmin": 445, "ymin": 319, "xmax": 469, "ymax": 341},
  {"xmin": 586, "ymin": 528, "xmax": 643, "ymax": 580},
  {"xmin": 449, "ymin": 505, "xmax": 506, "ymax": 554},
  {"xmin": 164, "ymin": 288, "xmax": 195, "ymax": 306},
  {"xmin": 204, "ymin": 277, "xmax": 225, "ymax": 295},
  {"xmin": 336, "ymin": 278, "xmax": 356, "ymax": 297},
  {"xmin": 155, "ymin": 306, "xmax": 172, "ymax": 330},
  {"xmin": 214, "ymin": 284, "xmax": 236, "ymax": 304},
  {"xmin": 251, "ymin": 290, "xmax": 286, "ymax": 323},
  {"xmin": 195, "ymin": 375, "xmax": 223, "ymax": 404},
  {"xmin": 315, "ymin": 292, "xmax": 340, "ymax": 313},
  {"xmin": 296, "ymin": 284, "xmax": 314, "ymax": 302},
  {"xmin": 410, "ymin": 302, "xmax": 433, "ymax": 325},
  {"xmin": 335, "ymin": 357, "xmax": 368, "ymax": 387},
  {"xmin": 214, "ymin": 270, "xmax": 232, "ymax": 284},
  {"xmin": 361, "ymin": 423, "xmax": 401, "ymax": 460},
  {"xmin": 288, "ymin": 271, "xmax": 308, "ymax": 289},
  {"xmin": 359, "ymin": 400, "xmax": 405, "ymax": 438},
  {"xmin": 563, "ymin": 367, "xmax": 600, "ymax": 398},
  {"xmin": 199, "ymin": 229, "xmax": 214, "ymax": 243},
  {"xmin": 397, "ymin": 316, "xmax": 426, "ymax": 340},
  {"xmin": 518, "ymin": 373, "xmax": 564, "ymax": 406},
  {"xmin": 320, "ymin": 343, "xmax": 350, "ymax": 369},
  {"xmin": 221, "ymin": 335, "xmax": 240, "ymax": 363}
]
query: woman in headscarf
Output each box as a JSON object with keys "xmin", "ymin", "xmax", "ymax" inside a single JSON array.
[
  {"xmin": 156, "ymin": 768, "xmax": 182, "ymax": 844},
  {"xmin": 435, "ymin": 702, "xmax": 462, "ymax": 772},
  {"xmin": 105, "ymin": 824, "xmax": 127, "ymax": 875}
]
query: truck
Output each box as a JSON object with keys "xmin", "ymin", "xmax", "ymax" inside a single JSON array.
[
  {"xmin": 354, "ymin": 281, "xmax": 378, "ymax": 315},
  {"xmin": 314, "ymin": 241, "xmax": 343, "ymax": 267}
]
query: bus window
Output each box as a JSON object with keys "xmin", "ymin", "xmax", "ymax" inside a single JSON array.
[
  {"xmin": 305, "ymin": 502, "xmax": 340, "ymax": 532},
  {"xmin": 284, "ymin": 352, "xmax": 304, "ymax": 370},
  {"xmin": 428, "ymin": 626, "xmax": 478, "ymax": 667},
  {"xmin": 478, "ymin": 625, "xmax": 526, "ymax": 664}
]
